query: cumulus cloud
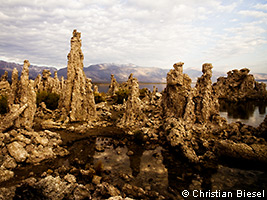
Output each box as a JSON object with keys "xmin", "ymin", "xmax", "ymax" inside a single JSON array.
[
  {"xmin": 254, "ymin": 3, "xmax": 267, "ymax": 11},
  {"xmin": 208, "ymin": 22, "xmax": 267, "ymax": 56},
  {"xmin": 0, "ymin": 0, "xmax": 266, "ymax": 73},
  {"xmin": 239, "ymin": 10, "xmax": 267, "ymax": 18}
]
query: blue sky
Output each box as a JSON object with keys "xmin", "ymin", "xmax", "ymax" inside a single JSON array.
[{"xmin": 0, "ymin": 0, "xmax": 266, "ymax": 73}]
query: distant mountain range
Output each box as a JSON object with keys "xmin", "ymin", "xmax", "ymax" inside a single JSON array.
[
  {"xmin": 57, "ymin": 63, "xmax": 170, "ymax": 83},
  {"xmin": 0, "ymin": 60, "xmax": 57, "ymax": 80},
  {"xmin": 1, "ymin": 60, "xmax": 267, "ymax": 83}
]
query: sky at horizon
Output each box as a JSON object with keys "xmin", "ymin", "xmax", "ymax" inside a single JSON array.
[{"xmin": 0, "ymin": 0, "xmax": 267, "ymax": 73}]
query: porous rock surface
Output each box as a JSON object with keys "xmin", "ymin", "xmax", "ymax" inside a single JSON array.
[
  {"xmin": 117, "ymin": 74, "xmax": 147, "ymax": 129},
  {"xmin": 258, "ymin": 114, "xmax": 267, "ymax": 138},
  {"xmin": 59, "ymin": 30, "xmax": 96, "ymax": 122},
  {"xmin": 162, "ymin": 62, "xmax": 192, "ymax": 119},
  {"xmin": 162, "ymin": 63, "xmax": 213, "ymax": 163},
  {"xmin": 0, "ymin": 129, "xmax": 69, "ymax": 182},
  {"xmin": 194, "ymin": 63, "xmax": 220, "ymax": 124},
  {"xmin": 9, "ymin": 68, "xmax": 19, "ymax": 108},
  {"xmin": 0, "ymin": 71, "xmax": 11, "ymax": 108},
  {"xmin": 162, "ymin": 62, "xmax": 220, "ymax": 124},
  {"xmin": 161, "ymin": 62, "xmax": 267, "ymax": 164},
  {"xmin": 34, "ymin": 69, "xmax": 61, "ymax": 94},
  {"xmin": 107, "ymin": 74, "xmax": 119, "ymax": 96},
  {"xmin": 213, "ymin": 68, "xmax": 267, "ymax": 102},
  {"xmin": 7, "ymin": 173, "xmax": 137, "ymax": 200},
  {"xmin": 0, "ymin": 61, "xmax": 37, "ymax": 131}
]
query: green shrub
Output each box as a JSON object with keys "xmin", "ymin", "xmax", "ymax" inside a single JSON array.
[
  {"xmin": 94, "ymin": 92, "xmax": 106, "ymax": 104},
  {"xmin": 139, "ymin": 88, "xmax": 148, "ymax": 99},
  {"xmin": 0, "ymin": 95, "xmax": 8, "ymax": 114},
  {"xmin": 114, "ymin": 88, "xmax": 130, "ymax": 104},
  {"xmin": 37, "ymin": 91, "xmax": 60, "ymax": 110}
]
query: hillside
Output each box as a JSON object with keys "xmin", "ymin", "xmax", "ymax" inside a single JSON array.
[
  {"xmin": 58, "ymin": 63, "xmax": 226, "ymax": 83},
  {"xmin": 0, "ymin": 60, "xmax": 57, "ymax": 81},
  {"xmin": 58, "ymin": 63, "xmax": 169, "ymax": 83},
  {"xmin": 1, "ymin": 60, "xmax": 267, "ymax": 83}
]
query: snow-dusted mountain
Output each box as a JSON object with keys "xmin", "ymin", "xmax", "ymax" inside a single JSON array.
[
  {"xmin": 0, "ymin": 60, "xmax": 57, "ymax": 81},
  {"xmin": 1, "ymin": 60, "xmax": 267, "ymax": 83},
  {"xmin": 58, "ymin": 63, "xmax": 169, "ymax": 83}
]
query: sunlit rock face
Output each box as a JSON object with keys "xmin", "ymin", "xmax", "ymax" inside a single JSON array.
[
  {"xmin": 162, "ymin": 62, "xmax": 224, "ymax": 163},
  {"xmin": 162, "ymin": 62, "xmax": 192, "ymax": 120},
  {"xmin": 9, "ymin": 68, "xmax": 19, "ymax": 108},
  {"xmin": 107, "ymin": 74, "xmax": 119, "ymax": 96},
  {"xmin": 161, "ymin": 62, "xmax": 197, "ymax": 163},
  {"xmin": 0, "ymin": 62, "xmax": 37, "ymax": 131},
  {"xmin": 117, "ymin": 74, "xmax": 147, "ymax": 129},
  {"xmin": 59, "ymin": 30, "xmax": 96, "ymax": 122},
  {"xmin": 34, "ymin": 70, "xmax": 61, "ymax": 94},
  {"xmin": 52, "ymin": 71, "xmax": 61, "ymax": 94},
  {"xmin": 162, "ymin": 62, "xmax": 221, "ymax": 124},
  {"xmin": 213, "ymin": 68, "xmax": 267, "ymax": 102},
  {"xmin": 0, "ymin": 71, "xmax": 11, "ymax": 95},
  {"xmin": 194, "ymin": 63, "xmax": 220, "ymax": 124},
  {"xmin": 13, "ymin": 60, "xmax": 37, "ymax": 130},
  {"xmin": 0, "ymin": 71, "xmax": 11, "ymax": 110}
]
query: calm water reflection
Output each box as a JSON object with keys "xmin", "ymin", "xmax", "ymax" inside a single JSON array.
[
  {"xmin": 219, "ymin": 100, "xmax": 267, "ymax": 127},
  {"xmin": 96, "ymin": 83, "xmax": 267, "ymax": 127},
  {"xmin": 93, "ymin": 136, "xmax": 267, "ymax": 199}
]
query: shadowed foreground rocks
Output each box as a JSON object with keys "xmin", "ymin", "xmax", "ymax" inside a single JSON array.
[{"xmin": 0, "ymin": 129, "xmax": 68, "ymax": 184}]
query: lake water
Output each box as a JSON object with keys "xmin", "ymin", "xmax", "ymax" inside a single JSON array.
[
  {"xmin": 219, "ymin": 100, "xmax": 267, "ymax": 127},
  {"xmin": 221, "ymin": 80, "xmax": 267, "ymax": 127},
  {"xmin": 97, "ymin": 81, "xmax": 267, "ymax": 93},
  {"xmin": 96, "ymin": 83, "xmax": 167, "ymax": 93},
  {"xmin": 96, "ymin": 82, "xmax": 267, "ymax": 127}
]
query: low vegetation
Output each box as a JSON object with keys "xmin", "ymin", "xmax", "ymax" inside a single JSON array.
[
  {"xmin": 36, "ymin": 91, "xmax": 60, "ymax": 110},
  {"xmin": 113, "ymin": 88, "xmax": 130, "ymax": 104},
  {"xmin": 0, "ymin": 95, "xmax": 8, "ymax": 114},
  {"xmin": 94, "ymin": 92, "xmax": 106, "ymax": 104},
  {"xmin": 139, "ymin": 88, "xmax": 149, "ymax": 99}
]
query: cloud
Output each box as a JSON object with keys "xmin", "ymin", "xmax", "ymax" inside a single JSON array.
[
  {"xmin": 0, "ymin": 0, "xmax": 266, "ymax": 73},
  {"xmin": 239, "ymin": 10, "xmax": 267, "ymax": 18},
  {"xmin": 254, "ymin": 3, "xmax": 267, "ymax": 11},
  {"xmin": 204, "ymin": 21, "xmax": 267, "ymax": 60}
]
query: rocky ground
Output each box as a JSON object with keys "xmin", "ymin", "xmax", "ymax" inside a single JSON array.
[{"xmin": 0, "ymin": 124, "xmax": 266, "ymax": 200}]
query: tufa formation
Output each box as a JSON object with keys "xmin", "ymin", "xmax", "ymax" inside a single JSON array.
[
  {"xmin": 60, "ymin": 30, "xmax": 96, "ymax": 122},
  {"xmin": 34, "ymin": 70, "xmax": 61, "ymax": 94},
  {"xmin": 213, "ymin": 68, "xmax": 267, "ymax": 102},
  {"xmin": 107, "ymin": 74, "xmax": 119, "ymax": 96},
  {"xmin": 117, "ymin": 74, "xmax": 147, "ymax": 129},
  {"xmin": 14, "ymin": 60, "xmax": 37, "ymax": 130},
  {"xmin": 0, "ymin": 60, "xmax": 36, "ymax": 131}
]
